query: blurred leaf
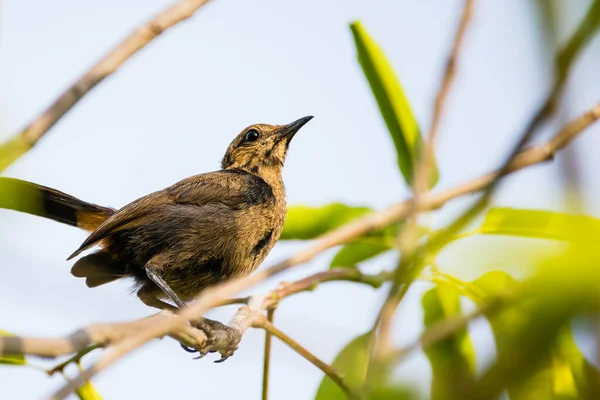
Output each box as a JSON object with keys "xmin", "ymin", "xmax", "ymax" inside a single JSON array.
[
  {"xmin": 422, "ymin": 284, "xmax": 476, "ymax": 400},
  {"xmin": 473, "ymin": 271, "xmax": 555, "ymax": 399},
  {"xmin": 558, "ymin": 328, "xmax": 600, "ymax": 399},
  {"xmin": 369, "ymin": 384, "xmax": 420, "ymax": 400},
  {"xmin": 0, "ymin": 330, "xmax": 26, "ymax": 365},
  {"xmin": 330, "ymin": 239, "xmax": 392, "ymax": 268},
  {"xmin": 281, "ymin": 204, "xmax": 372, "ymax": 240},
  {"xmin": 350, "ymin": 20, "xmax": 439, "ymax": 189},
  {"xmin": 472, "ymin": 265, "xmax": 600, "ymax": 399},
  {"xmin": 478, "ymin": 208, "xmax": 600, "ymax": 245},
  {"xmin": 76, "ymin": 381, "xmax": 103, "ymax": 400}
]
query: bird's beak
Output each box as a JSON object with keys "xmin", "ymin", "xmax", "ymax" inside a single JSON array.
[{"xmin": 277, "ymin": 116, "xmax": 314, "ymax": 141}]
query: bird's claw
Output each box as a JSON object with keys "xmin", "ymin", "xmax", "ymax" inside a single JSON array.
[
  {"xmin": 179, "ymin": 317, "xmax": 240, "ymax": 362},
  {"xmin": 214, "ymin": 355, "xmax": 229, "ymax": 363},
  {"xmin": 180, "ymin": 344, "xmax": 199, "ymax": 353}
]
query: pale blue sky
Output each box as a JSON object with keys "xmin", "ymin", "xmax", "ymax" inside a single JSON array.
[{"xmin": 1, "ymin": 1, "xmax": 600, "ymax": 399}]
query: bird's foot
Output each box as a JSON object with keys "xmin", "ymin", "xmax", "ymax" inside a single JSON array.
[{"xmin": 180, "ymin": 317, "xmax": 241, "ymax": 362}]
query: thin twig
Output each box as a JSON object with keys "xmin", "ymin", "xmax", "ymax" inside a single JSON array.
[
  {"xmin": 261, "ymin": 309, "xmax": 275, "ymax": 400},
  {"xmin": 49, "ymin": 102, "xmax": 600, "ymax": 399},
  {"xmin": 47, "ymin": 344, "xmax": 101, "ymax": 376},
  {"xmin": 374, "ymin": 0, "xmax": 476, "ymax": 371},
  {"xmin": 374, "ymin": 1, "xmax": 600, "ymax": 367},
  {"xmin": 255, "ymin": 316, "xmax": 361, "ymax": 400},
  {"xmin": 415, "ymin": 0, "xmax": 475, "ymax": 197},
  {"xmin": 0, "ymin": 0, "xmax": 213, "ymax": 171}
]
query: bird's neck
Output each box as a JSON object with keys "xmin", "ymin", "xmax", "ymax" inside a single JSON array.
[{"xmin": 228, "ymin": 164, "xmax": 286, "ymax": 199}]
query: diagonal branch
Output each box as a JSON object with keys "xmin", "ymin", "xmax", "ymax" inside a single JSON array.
[
  {"xmin": 253, "ymin": 316, "xmax": 361, "ymax": 400},
  {"xmin": 47, "ymin": 102, "xmax": 600, "ymax": 399},
  {"xmin": 0, "ymin": 0, "xmax": 213, "ymax": 171},
  {"xmin": 377, "ymin": 0, "xmax": 475, "ymax": 365}
]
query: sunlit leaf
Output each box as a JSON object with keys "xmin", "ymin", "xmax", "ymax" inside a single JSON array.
[
  {"xmin": 422, "ymin": 284, "xmax": 476, "ymax": 399},
  {"xmin": 478, "ymin": 208, "xmax": 600, "ymax": 245},
  {"xmin": 330, "ymin": 239, "xmax": 392, "ymax": 268},
  {"xmin": 472, "ymin": 271, "xmax": 555, "ymax": 399},
  {"xmin": 472, "ymin": 267, "xmax": 600, "ymax": 399},
  {"xmin": 76, "ymin": 381, "xmax": 103, "ymax": 400},
  {"xmin": 557, "ymin": 327, "xmax": 600, "ymax": 399},
  {"xmin": 281, "ymin": 204, "xmax": 372, "ymax": 240},
  {"xmin": 0, "ymin": 178, "xmax": 44, "ymax": 217},
  {"xmin": 350, "ymin": 20, "xmax": 439, "ymax": 189},
  {"xmin": 0, "ymin": 330, "xmax": 26, "ymax": 365}
]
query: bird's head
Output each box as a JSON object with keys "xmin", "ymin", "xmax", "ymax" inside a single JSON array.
[{"xmin": 221, "ymin": 116, "xmax": 313, "ymax": 176}]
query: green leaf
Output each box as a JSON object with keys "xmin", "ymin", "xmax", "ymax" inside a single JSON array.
[
  {"xmin": 76, "ymin": 381, "xmax": 103, "ymax": 400},
  {"xmin": 478, "ymin": 208, "xmax": 600, "ymax": 245},
  {"xmin": 422, "ymin": 284, "xmax": 476, "ymax": 400},
  {"xmin": 350, "ymin": 20, "xmax": 439, "ymax": 189},
  {"xmin": 315, "ymin": 333, "xmax": 370, "ymax": 400},
  {"xmin": 471, "ymin": 270, "xmax": 600, "ymax": 399},
  {"xmin": 281, "ymin": 204, "xmax": 372, "ymax": 240},
  {"xmin": 555, "ymin": 325, "xmax": 600, "ymax": 399},
  {"xmin": 314, "ymin": 332, "xmax": 417, "ymax": 400},
  {"xmin": 330, "ymin": 239, "xmax": 392, "ymax": 268},
  {"xmin": 0, "ymin": 330, "xmax": 26, "ymax": 365},
  {"xmin": 0, "ymin": 178, "xmax": 44, "ymax": 217}
]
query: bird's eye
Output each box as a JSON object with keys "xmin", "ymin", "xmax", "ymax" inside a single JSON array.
[{"xmin": 244, "ymin": 129, "xmax": 260, "ymax": 142}]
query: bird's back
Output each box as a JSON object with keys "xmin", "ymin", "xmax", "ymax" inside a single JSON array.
[{"xmin": 70, "ymin": 168, "xmax": 287, "ymax": 299}]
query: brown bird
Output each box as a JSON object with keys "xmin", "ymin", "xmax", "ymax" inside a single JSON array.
[{"xmin": 0, "ymin": 116, "xmax": 312, "ymax": 352}]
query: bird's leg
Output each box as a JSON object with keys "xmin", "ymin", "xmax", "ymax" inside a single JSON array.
[{"xmin": 144, "ymin": 266, "xmax": 238, "ymax": 360}]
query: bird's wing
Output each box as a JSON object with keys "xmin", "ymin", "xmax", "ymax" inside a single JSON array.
[{"xmin": 67, "ymin": 170, "xmax": 273, "ymax": 260}]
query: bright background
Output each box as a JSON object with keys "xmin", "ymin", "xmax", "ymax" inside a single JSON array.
[{"xmin": 1, "ymin": 1, "xmax": 599, "ymax": 398}]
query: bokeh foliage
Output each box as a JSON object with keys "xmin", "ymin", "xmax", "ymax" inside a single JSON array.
[{"xmin": 279, "ymin": 5, "xmax": 600, "ymax": 398}]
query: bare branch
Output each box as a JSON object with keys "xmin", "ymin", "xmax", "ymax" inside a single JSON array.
[
  {"xmin": 0, "ymin": 0, "xmax": 213, "ymax": 171},
  {"xmin": 415, "ymin": 0, "xmax": 475, "ymax": 196},
  {"xmin": 254, "ymin": 316, "xmax": 362, "ymax": 400},
  {"xmin": 376, "ymin": 0, "xmax": 476, "ymax": 365},
  {"xmin": 9, "ymin": 102, "xmax": 592, "ymax": 399},
  {"xmin": 261, "ymin": 309, "xmax": 275, "ymax": 400}
]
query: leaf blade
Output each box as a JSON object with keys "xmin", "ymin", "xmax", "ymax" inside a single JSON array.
[
  {"xmin": 350, "ymin": 20, "xmax": 439, "ymax": 189},
  {"xmin": 281, "ymin": 204, "xmax": 372, "ymax": 240},
  {"xmin": 330, "ymin": 240, "xmax": 392, "ymax": 268},
  {"xmin": 479, "ymin": 207, "xmax": 600, "ymax": 244},
  {"xmin": 422, "ymin": 284, "xmax": 476, "ymax": 399}
]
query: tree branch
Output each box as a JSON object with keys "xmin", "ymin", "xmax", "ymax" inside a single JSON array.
[
  {"xmin": 261, "ymin": 309, "xmax": 275, "ymax": 400},
  {"xmin": 45, "ymin": 101, "xmax": 600, "ymax": 399},
  {"xmin": 0, "ymin": 0, "xmax": 213, "ymax": 171},
  {"xmin": 254, "ymin": 316, "xmax": 361, "ymax": 400}
]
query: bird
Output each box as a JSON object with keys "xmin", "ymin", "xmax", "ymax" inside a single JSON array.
[{"xmin": 0, "ymin": 116, "xmax": 312, "ymax": 351}]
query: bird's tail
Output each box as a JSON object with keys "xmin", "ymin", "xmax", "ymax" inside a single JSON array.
[{"xmin": 0, "ymin": 177, "xmax": 115, "ymax": 231}]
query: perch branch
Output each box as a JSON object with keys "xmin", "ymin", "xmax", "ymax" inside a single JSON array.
[
  {"xmin": 50, "ymin": 102, "xmax": 600, "ymax": 399},
  {"xmin": 0, "ymin": 0, "xmax": 213, "ymax": 171}
]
